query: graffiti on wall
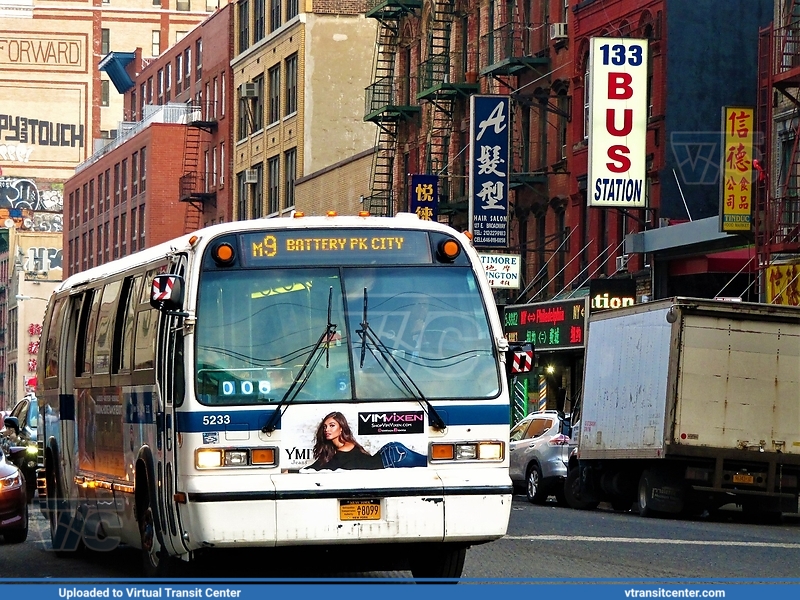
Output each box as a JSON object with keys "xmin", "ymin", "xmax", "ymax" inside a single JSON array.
[
  {"xmin": 0, "ymin": 143, "xmax": 33, "ymax": 162},
  {"xmin": 0, "ymin": 177, "xmax": 63, "ymax": 210},
  {"xmin": 23, "ymin": 247, "xmax": 63, "ymax": 272}
]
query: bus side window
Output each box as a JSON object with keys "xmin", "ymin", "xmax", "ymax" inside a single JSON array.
[
  {"xmin": 75, "ymin": 290, "xmax": 98, "ymax": 378},
  {"xmin": 112, "ymin": 276, "xmax": 140, "ymax": 374},
  {"xmin": 94, "ymin": 281, "xmax": 122, "ymax": 375},
  {"xmin": 43, "ymin": 296, "xmax": 66, "ymax": 384}
]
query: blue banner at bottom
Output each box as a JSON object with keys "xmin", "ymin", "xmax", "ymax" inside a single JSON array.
[{"xmin": 2, "ymin": 580, "xmax": 799, "ymax": 600}]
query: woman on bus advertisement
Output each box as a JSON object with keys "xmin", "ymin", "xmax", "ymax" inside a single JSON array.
[{"xmin": 305, "ymin": 411, "xmax": 427, "ymax": 471}]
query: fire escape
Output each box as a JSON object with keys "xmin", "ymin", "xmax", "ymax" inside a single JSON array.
[
  {"xmin": 416, "ymin": 0, "xmax": 479, "ymax": 218},
  {"xmin": 364, "ymin": 0, "xmax": 423, "ymax": 217},
  {"xmin": 179, "ymin": 102, "xmax": 217, "ymax": 232}
]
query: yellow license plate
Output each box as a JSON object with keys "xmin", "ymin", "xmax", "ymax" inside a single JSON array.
[
  {"xmin": 339, "ymin": 499, "xmax": 381, "ymax": 521},
  {"xmin": 733, "ymin": 473, "xmax": 754, "ymax": 484}
]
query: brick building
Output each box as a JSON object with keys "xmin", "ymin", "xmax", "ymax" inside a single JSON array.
[
  {"xmin": 231, "ymin": 0, "xmax": 377, "ymax": 218},
  {"xmin": 63, "ymin": 4, "xmax": 235, "ymax": 278}
]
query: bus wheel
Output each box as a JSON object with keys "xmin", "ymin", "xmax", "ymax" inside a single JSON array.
[
  {"xmin": 139, "ymin": 492, "xmax": 170, "ymax": 577},
  {"xmin": 409, "ymin": 544, "xmax": 466, "ymax": 579}
]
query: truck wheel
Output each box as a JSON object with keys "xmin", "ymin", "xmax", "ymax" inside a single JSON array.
[
  {"xmin": 409, "ymin": 544, "xmax": 466, "ymax": 579},
  {"xmin": 637, "ymin": 470, "xmax": 658, "ymax": 518},
  {"xmin": 564, "ymin": 467, "xmax": 599, "ymax": 510},
  {"xmin": 526, "ymin": 464, "xmax": 547, "ymax": 504}
]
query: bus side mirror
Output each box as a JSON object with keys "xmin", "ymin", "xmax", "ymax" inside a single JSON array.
[
  {"xmin": 150, "ymin": 274, "xmax": 187, "ymax": 315},
  {"xmin": 506, "ymin": 343, "xmax": 534, "ymax": 376}
]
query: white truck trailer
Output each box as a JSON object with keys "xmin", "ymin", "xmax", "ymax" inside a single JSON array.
[{"xmin": 570, "ymin": 297, "xmax": 800, "ymax": 518}]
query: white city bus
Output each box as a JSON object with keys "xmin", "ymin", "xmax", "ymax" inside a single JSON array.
[{"xmin": 37, "ymin": 213, "xmax": 529, "ymax": 577}]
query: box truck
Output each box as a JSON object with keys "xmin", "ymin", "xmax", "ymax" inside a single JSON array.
[{"xmin": 567, "ymin": 297, "xmax": 800, "ymax": 518}]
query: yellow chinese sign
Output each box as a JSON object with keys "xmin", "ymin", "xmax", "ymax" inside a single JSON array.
[
  {"xmin": 766, "ymin": 263, "xmax": 800, "ymax": 305},
  {"xmin": 720, "ymin": 107, "xmax": 754, "ymax": 232}
]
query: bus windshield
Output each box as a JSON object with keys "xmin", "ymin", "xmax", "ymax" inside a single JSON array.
[{"xmin": 195, "ymin": 266, "xmax": 499, "ymax": 405}]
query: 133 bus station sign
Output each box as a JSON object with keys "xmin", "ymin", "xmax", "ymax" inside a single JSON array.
[
  {"xmin": 469, "ymin": 95, "xmax": 510, "ymax": 247},
  {"xmin": 504, "ymin": 298, "xmax": 588, "ymax": 351},
  {"xmin": 588, "ymin": 38, "xmax": 648, "ymax": 208}
]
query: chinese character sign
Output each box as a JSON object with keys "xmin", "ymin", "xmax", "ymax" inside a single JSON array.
[
  {"xmin": 719, "ymin": 106, "xmax": 754, "ymax": 233},
  {"xmin": 479, "ymin": 253, "xmax": 521, "ymax": 288},
  {"xmin": 587, "ymin": 38, "xmax": 648, "ymax": 208},
  {"xmin": 469, "ymin": 95, "xmax": 510, "ymax": 248},
  {"xmin": 766, "ymin": 263, "xmax": 800, "ymax": 305},
  {"xmin": 409, "ymin": 174, "xmax": 438, "ymax": 221},
  {"xmin": 503, "ymin": 298, "xmax": 588, "ymax": 351}
]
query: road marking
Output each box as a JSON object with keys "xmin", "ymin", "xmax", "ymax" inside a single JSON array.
[{"xmin": 504, "ymin": 535, "xmax": 800, "ymax": 549}]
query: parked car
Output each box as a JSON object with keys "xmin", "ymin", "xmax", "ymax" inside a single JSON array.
[
  {"xmin": 0, "ymin": 395, "xmax": 38, "ymax": 501},
  {"xmin": 509, "ymin": 410, "xmax": 571, "ymax": 504},
  {"xmin": 0, "ymin": 446, "xmax": 28, "ymax": 543}
]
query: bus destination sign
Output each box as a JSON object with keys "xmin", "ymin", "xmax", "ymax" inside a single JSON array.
[
  {"xmin": 240, "ymin": 230, "xmax": 434, "ymax": 266},
  {"xmin": 503, "ymin": 298, "xmax": 588, "ymax": 351}
]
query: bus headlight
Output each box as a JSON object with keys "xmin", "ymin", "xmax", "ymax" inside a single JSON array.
[
  {"xmin": 195, "ymin": 447, "xmax": 278, "ymax": 469},
  {"xmin": 430, "ymin": 441, "xmax": 504, "ymax": 462},
  {"xmin": 196, "ymin": 449, "xmax": 223, "ymax": 469}
]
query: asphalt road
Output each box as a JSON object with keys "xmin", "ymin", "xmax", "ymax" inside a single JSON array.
[{"xmin": 4, "ymin": 493, "xmax": 800, "ymax": 579}]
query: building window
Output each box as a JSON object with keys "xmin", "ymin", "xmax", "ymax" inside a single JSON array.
[
  {"xmin": 147, "ymin": 77, "xmax": 153, "ymax": 103},
  {"xmin": 97, "ymin": 175, "xmax": 104, "ymax": 214},
  {"xmin": 88, "ymin": 230, "xmax": 94, "ymax": 269},
  {"xmin": 121, "ymin": 158, "xmax": 128, "ymax": 203},
  {"xmin": 268, "ymin": 65, "xmax": 280, "ymax": 124},
  {"xmin": 252, "ymin": 163, "xmax": 264, "ymax": 218},
  {"xmin": 165, "ymin": 63, "xmax": 172, "ymax": 102},
  {"xmin": 105, "ymin": 221, "xmax": 110, "ymax": 263},
  {"xmin": 140, "ymin": 83, "xmax": 146, "ymax": 111},
  {"xmin": 237, "ymin": 172, "xmax": 247, "ymax": 218},
  {"xmin": 114, "ymin": 163, "xmax": 120, "ymax": 206},
  {"xmin": 130, "ymin": 91, "xmax": 137, "ymax": 120},
  {"xmin": 120, "ymin": 212, "xmax": 127, "ymax": 257},
  {"xmin": 139, "ymin": 205, "xmax": 146, "ymax": 249},
  {"xmin": 196, "ymin": 39, "xmax": 202, "ymax": 79},
  {"xmin": 284, "ymin": 148, "xmax": 296, "ymax": 209},
  {"xmin": 101, "ymin": 80, "xmax": 110, "ymax": 107},
  {"xmin": 82, "ymin": 233, "xmax": 88, "ymax": 270},
  {"xmin": 268, "ymin": 156, "xmax": 279, "ymax": 214},
  {"xmin": 286, "ymin": 0, "xmax": 298, "ymax": 20},
  {"xmin": 131, "ymin": 207, "xmax": 138, "ymax": 252},
  {"xmin": 83, "ymin": 183, "xmax": 88, "ymax": 220},
  {"xmin": 238, "ymin": 0, "xmax": 250, "ymax": 53},
  {"xmin": 152, "ymin": 30, "xmax": 160, "ymax": 57},
  {"xmin": 238, "ymin": 97, "xmax": 248, "ymax": 141},
  {"xmin": 270, "ymin": 0, "xmax": 281, "ymax": 32},
  {"xmin": 104, "ymin": 169, "xmax": 111, "ymax": 211},
  {"xmin": 177, "ymin": 0, "xmax": 190, "ymax": 10},
  {"xmin": 132, "ymin": 152, "xmax": 139, "ymax": 196},
  {"xmin": 101, "ymin": 29, "xmax": 110, "ymax": 55},
  {"xmin": 285, "ymin": 54, "xmax": 297, "ymax": 116},
  {"xmin": 113, "ymin": 216, "xmax": 119, "ymax": 259},
  {"xmin": 89, "ymin": 179, "xmax": 95, "ymax": 220},
  {"xmin": 583, "ymin": 56, "xmax": 590, "ymax": 140},
  {"xmin": 221, "ymin": 72, "xmax": 226, "ymax": 116},
  {"xmin": 220, "ymin": 142, "xmax": 225, "ymax": 187},
  {"xmin": 97, "ymin": 226, "xmax": 103, "ymax": 266},
  {"xmin": 140, "ymin": 147, "xmax": 147, "ymax": 192},
  {"xmin": 254, "ymin": 0, "xmax": 265, "ymax": 42},
  {"xmin": 254, "ymin": 76, "xmax": 264, "ymax": 131},
  {"xmin": 184, "ymin": 48, "xmax": 191, "ymax": 88},
  {"xmin": 157, "ymin": 69, "xmax": 164, "ymax": 104},
  {"xmin": 176, "ymin": 55, "xmax": 183, "ymax": 94},
  {"xmin": 212, "ymin": 146, "xmax": 218, "ymax": 188}
]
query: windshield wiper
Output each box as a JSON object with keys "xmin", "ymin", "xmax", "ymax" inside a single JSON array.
[
  {"xmin": 262, "ymin": 286, "xmax": 336, "ymax": 434},
  {"xmin": 356, "ymin": 288, "xmax": 447, "ymax": 431}
]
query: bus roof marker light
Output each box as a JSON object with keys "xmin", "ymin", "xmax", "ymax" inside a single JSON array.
[
  {"xmin": 188, "ymin": 235, "xmax": 199, "ymax": 246},
  {"xmin": 293, "ymin": 211, "xmax": 305, "ymax": 218},
  {"xmin": 212, "ymin": 242, "xmax": 236, "ymax": 266},
  {"xmin": 437, "ymin": 239, "xmax": 461, "ymax": 262},
  {"xmin": 358, "ymin": 211, "xmax": 370, "ymax": 217},
  {"xmin": 326, "ymin": 210, "xmax": 338, "ymax": 217}
]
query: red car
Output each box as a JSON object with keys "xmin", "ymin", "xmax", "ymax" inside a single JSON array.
[{"xmin": 0, "ymin": 447, "xmax": 28, "ymax": 543}]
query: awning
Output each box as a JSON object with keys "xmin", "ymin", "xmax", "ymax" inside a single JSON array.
[
  {"xmin": 98, "ymin": 51, "xmax": 136, "ymax": 94},
  {"xmin": 668, "ymin": 248, "xmax": 758, "ymax": 276}
]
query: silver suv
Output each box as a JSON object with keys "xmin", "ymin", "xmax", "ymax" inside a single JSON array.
[{"xmin": 509, "ymin": 410, "xmax": 571, "ymax": 504}]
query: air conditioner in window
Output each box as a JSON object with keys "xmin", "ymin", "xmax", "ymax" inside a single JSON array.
[
  {"xmin": 549, "ymin": 22, "xmax": 568, "ymax": 41},
  {"xmin": 244, "ymin": 169, "xmax": 258, "ymax": 184},
  {"xmin": 240, "ymin": 82, "xmax": 258, "ymax": 98},
  {"xmin": 615, "ymin": 254, "xmax": 629, "ymax": 272}
]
